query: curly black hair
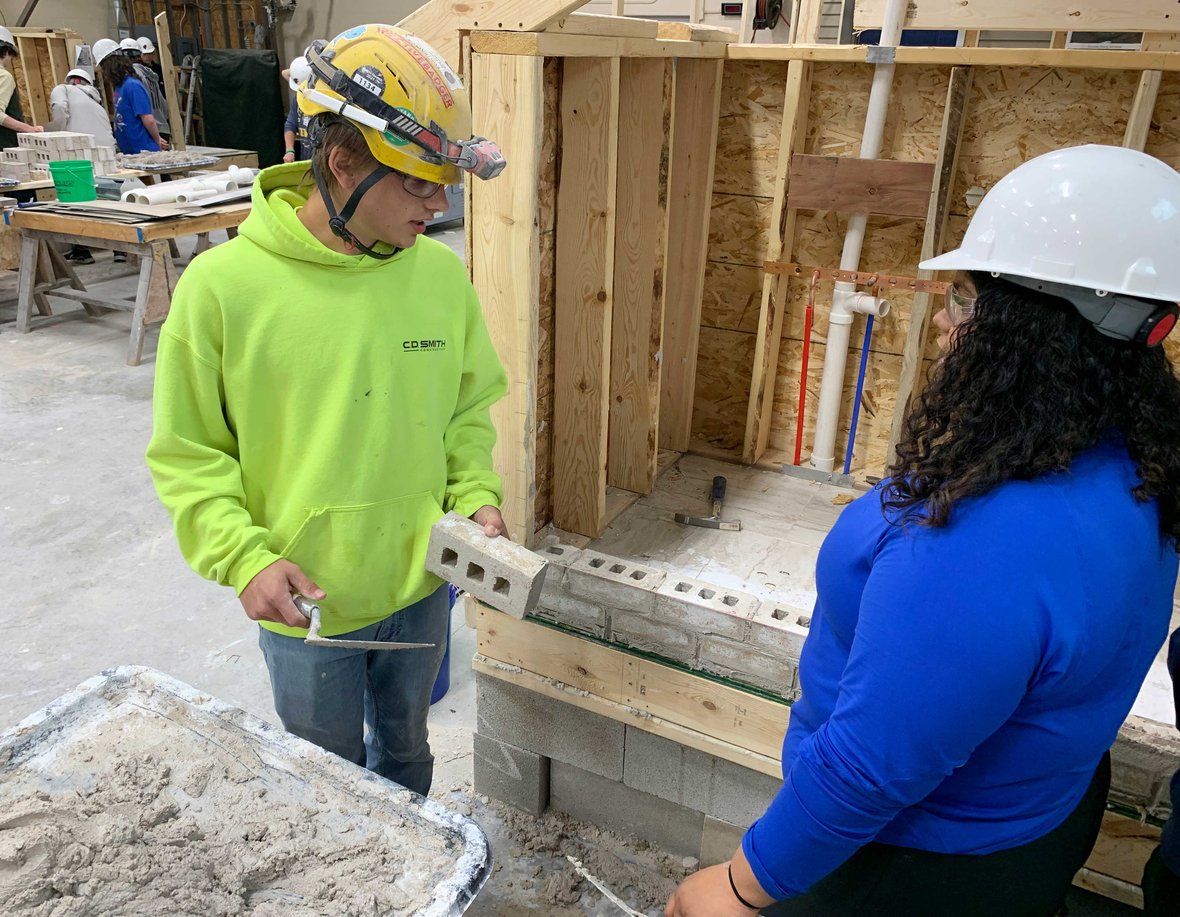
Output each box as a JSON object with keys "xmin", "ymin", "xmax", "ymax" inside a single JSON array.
[{"xmin": 884, "ymin": 272, "xmax": 1180, "ymax": 542}]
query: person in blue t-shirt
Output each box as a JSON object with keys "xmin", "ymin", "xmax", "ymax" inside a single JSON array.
[
  {"xmin": 99, "ymin": 47, "xmax": 168, "ymax": 154},
  {"xmin": 666, "ymin": 145, "xmax": 1180, "ymax": 917}
]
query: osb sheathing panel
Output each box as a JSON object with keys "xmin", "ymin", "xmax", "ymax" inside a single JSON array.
[
  {"xmin": 694, "ymin": 61, "xmax": 948, "ymax": 465},
  {"xmin": 693, "ymin": 59, "xmax": 1157, "ymax": 475},
  {"xmin": 1146, "ymin": 71, "xmax": 1180, "ymax": 167},
  {"xmin": 535, "ymin": 58, "xmax": 560, "ymax": 533},
  {"xmin": 713, "ymin": 61, "xmax": 790, "ymax": 198}
]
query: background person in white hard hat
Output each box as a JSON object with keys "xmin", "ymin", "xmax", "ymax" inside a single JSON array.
[
  {"xmin": 121, "ymin": 36, "xmax": 169, "ymax": 142},
  {"xmin": 0, "ymin": 25, "xmax": 42, "ymax": 152},
  {"xmin": 667, "ymin": 145, "xmax": 1180, "ymax": 917},
  {"xmin": 280, "ymin": 61, "xmax": 307, "ymax": 163},
  {"xmin": 147, "ymin": 25, "xmax": 507, "ymax": 798},
  {"xmin": 98, "ymin": 40, "xmax": 167, "ymax": 153},
  {"xmin": 136, "ymin": 36, "xmax": 165, "ymax": 90},
  {"xmin": 49, "ymin": 68, "xmax": 116, "ymax": 264}
]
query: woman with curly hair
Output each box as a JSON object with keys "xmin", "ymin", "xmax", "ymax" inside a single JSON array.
[{"xmin": 666, "ymin": 145, "xmax": 1180, "ymax": 917}]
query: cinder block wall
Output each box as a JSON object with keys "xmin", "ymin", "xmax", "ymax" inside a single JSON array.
[
  {"xmin": 474, "ymin": 674, "xmax": 780, "ymax": 863},
  {"xmin": 535, "ymin": 543, "xmax": 809, "ymax": 699},
  {"xmin": 474, "ymin": 541, "xmax": 1180, "ymax": 849}
]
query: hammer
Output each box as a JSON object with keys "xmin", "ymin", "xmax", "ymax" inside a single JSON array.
[{"xmin": 674, "ymin": 475, "xmax": 742, "ymax": 532}]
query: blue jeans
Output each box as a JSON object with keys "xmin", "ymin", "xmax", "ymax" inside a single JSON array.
[{"xmin": 257, "ymin": 585, "xmax": 450, "ymax": 797}]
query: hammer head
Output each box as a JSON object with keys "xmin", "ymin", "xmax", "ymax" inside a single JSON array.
[{"xmin": 673, "ymin": 512, "xmax": 742, "ymax": 532}]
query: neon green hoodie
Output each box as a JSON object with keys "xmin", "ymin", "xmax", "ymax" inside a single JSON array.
[{"xmin": 146, "ymin": 162, "xmax": 506, "ymax": 636}]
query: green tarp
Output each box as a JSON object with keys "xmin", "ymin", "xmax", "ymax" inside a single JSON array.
[{"xmin": 199, "ymin": 49, "xmax": 285, "ymax": 168}]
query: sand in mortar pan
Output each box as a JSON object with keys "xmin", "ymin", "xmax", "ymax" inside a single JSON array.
[{"xmin": 0, "ymin": 701, "xmax": 463, "ymax": 916}]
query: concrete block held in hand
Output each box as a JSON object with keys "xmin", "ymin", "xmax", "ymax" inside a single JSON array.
[{"xmin": 425, "ymin": 511, "xmax": 548, "ymax": 619}]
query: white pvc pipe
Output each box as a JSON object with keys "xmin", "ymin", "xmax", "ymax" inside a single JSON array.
[
  {"xmin": 808, "ymin": 0, "xmax": 908, "ymax": 472},
  {"xmin": 175, "ymin": 188, "xmax": 217, "ymax": 203}
]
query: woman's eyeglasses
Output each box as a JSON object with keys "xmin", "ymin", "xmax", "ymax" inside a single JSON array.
[{"xmin": 946, "ymin": 282, "xmax": 977, "ymax": 325}]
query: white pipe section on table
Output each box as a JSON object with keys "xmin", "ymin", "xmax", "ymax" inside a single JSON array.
[
  {"xmin": 175, "ymin": 187, "xmax": 217, "ymax": 203},
  {"xmin": 808, "ymin": 0, "xmax": 908, "ymax": 473}
]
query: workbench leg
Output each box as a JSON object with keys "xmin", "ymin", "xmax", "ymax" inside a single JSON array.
[
  {"xmin": 193, "ymin": 232, "xmax": 211, "ymax": 256},
  {"xmin": 44, "ymin": 244, "xmax": 100, "ymax": 316},
  {"xmin": 127, "ymin": 250, "xmax": 155, "ymax": 366},
  {"xmin": 33, "ymin": 241, "xmax": 54, "ymax": 316},
  {"xmin": 167, "ymin": 239, "xmax": 180, "ymax": 259},
  {"xmin": 227, "ymin": 227, "xmax": 238, "ymax": 240},
  {"xmin": 14, "ymin": 234, "xmax": 36, "ymax": 333}
]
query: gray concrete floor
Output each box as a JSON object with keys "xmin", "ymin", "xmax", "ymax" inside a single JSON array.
[{"xmin": 0, "ymin": 228, "xmax": 1137, "ymax": 916}]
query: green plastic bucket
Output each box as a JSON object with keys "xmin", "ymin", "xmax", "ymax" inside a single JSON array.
[{"xmin": 48, "ymin": 159, "xmax": 97, "ymax": 202}]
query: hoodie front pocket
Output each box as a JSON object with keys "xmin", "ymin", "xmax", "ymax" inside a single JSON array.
[{"xmin": 279, "ymin": 491, "xmax": 444, "ymax": 624}]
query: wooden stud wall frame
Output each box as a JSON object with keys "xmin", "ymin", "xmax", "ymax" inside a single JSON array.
[
  {"xmin": 453, "ymin": 0, "xmax": 1180, "ymax": 545},
  {"xmin": 9, "ymin": 29, "xmax": 82, "ymax": 128}
]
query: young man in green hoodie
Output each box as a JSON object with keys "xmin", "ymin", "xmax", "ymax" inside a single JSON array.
[{"xmin": 147, "ymin": 24, "xmax": 507, "ymax": 797}]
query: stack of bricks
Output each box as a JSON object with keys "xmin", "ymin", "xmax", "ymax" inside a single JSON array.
[
  {"xmin": 12, "ymin": 131, "xmax": 118, "ymax": 180},
  {"xmin": 531, "ymin": 541, "xmax": 811, "ymax": 699}
]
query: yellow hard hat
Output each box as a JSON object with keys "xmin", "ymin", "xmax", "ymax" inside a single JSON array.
[{"xmin": 295, "ymin": 24, "xmax": 504, "ymax": 185}]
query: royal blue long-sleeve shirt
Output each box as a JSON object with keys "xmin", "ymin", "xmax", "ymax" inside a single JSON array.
[{"xmin": 743, "ymin": 442, "xmax": 1177, "ymax": 900}]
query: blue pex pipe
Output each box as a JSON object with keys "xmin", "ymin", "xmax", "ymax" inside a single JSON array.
[{"xmin": 843, "ymin": 315, "xmax": 875, "ymax": 476}]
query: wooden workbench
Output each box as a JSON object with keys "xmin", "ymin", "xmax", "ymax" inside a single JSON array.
[{"xmin": 6, "ymin": 201, "xmax": 250, "ymax": 365}]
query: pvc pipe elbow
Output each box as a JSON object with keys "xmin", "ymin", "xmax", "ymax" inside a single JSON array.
[{"xmin": 848, "ymin": 291, "xmax": 891, "ymax": 318}]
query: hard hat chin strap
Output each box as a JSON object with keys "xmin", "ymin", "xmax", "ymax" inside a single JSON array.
[{"xmin": 309, "ymin": 154, "xmax": 399, "ymax": 261}]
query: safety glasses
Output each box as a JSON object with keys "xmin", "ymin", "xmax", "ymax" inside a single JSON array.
[
  {"xmin": 946, "ymin": 282, "xmax": 977, "ymax": 325},
  {"xmin": 396, "ymin": 170, "xmax": 446, "ymax": 199}
]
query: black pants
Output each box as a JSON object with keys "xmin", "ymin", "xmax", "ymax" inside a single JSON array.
[{"xmin": 762, "ymin": 753, "xmax": 1110, "ymax": 917}]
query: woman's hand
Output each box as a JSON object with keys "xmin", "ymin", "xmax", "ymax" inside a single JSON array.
[{"xmin": 665, "ymin": 864, "xmax": 761, "ymax": 917}]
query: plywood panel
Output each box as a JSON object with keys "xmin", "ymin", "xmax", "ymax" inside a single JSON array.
[
  {"xmin": 609, "ymin": 57, "xmax": 666, "ymax": 494},
  {"xmin": 553, "ymin": 56, "xmax": 620, "ymax": 537},
  {"xmin": 955, "ymin": 67, "xmax": 1137, "ymax": 195},
  {"xmin": 701, "ymin": 262, "xmax": 763, "ymax": 334},
  {"xmin": 707, "ymin": 193, "xmax": 773, "ymax": 267},
  {"xmin": 769, "ymin": 337, "xmax": 903, "ymax": 476},
  {"xmin": 691, "ymin": 326, "xmax": 757, "ymax": 454},
  {"xmin": 713, "ymin": 60, "xmax": 790, "ymax": 198},
  {"xmin": 470, "ymin": 53, "xmax": 545, "ymax": 546}
]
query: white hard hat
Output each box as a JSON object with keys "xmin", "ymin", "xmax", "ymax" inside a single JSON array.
[
  {"xmin": 923, "ymin": 145, "xmax": 1180, "ymax": 300},
  {"xmin": 66, "ymin": 68, "xmax": 91, "ymax": 83},
  {"xmin": 0, "ymin": 26, "xmax": 14, "ymax": 49},
  {"xmin": 287, "ymin": 55, "xmax": 309, "ymax": 91},
  {"xmin": 119, "ymin": 37, "xmax": 141, "ymax": 54},
  {"xmin": 137, "ymin": 36, "xmax": 155, "ymax": 54},
  {"xmin": 94, "ymin": 38, "xmax": 120, "ymax": 65}
]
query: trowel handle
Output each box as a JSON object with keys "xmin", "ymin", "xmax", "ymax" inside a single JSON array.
[
  {"xmin": 293, "ymin": 595, "xmax": 319, "ymax": 617},
  {"xmin": 711, "ymin": 475, "xmax": 727, "ymax": 517}
]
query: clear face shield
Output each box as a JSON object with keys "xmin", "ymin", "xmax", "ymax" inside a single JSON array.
[{"xmin": 293, "ymin": 41, "xmax": 506, "ymax": 182}]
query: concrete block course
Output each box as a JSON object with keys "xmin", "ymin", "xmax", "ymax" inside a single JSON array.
[
  {"xmin": 476, "ymin": 674, "xmax": 625, "ymax": 780},
  {"xmin": 551, "ymin": 760, "xmax": 706, "ymax": 859},
  {"xmin": 700, "ymin": 816, "xmax": 747, "ymax": 867},
  {"xmin": 610, "ymin": 609, "xmax": 696, "ymax": 659},
  {"xmin": 698, "ymin": 635, "xmax": 797, "ymax": 698},
  {"xmin": 622, "ymin": 727, "xmax": 781, "ymax": 826},
  {"xmin": 655, "ymin": 576, "xmax": 758, "ymax": 641},
  {"xmin": 564, "ymin": 549, "xmax": 667, "ymax": 613},
  {"xmin": 426, "ymin": 511, "xmax": 548, "ymax": 619},
  {"xmin": 473, "ymin": 732, "xmax": 550, "ymax": 816},
  {"xmin": 748, "ymin": 602, "xmax": 811, "ymax": 659},
  {"xmin": 529, "ymin": 589, "xmax": 607, "ymax": 638}
]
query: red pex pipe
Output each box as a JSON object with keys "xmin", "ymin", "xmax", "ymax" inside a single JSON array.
[{"xmin": 794, "ymin": 270, "xmax": 820, "ymax": 466}]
